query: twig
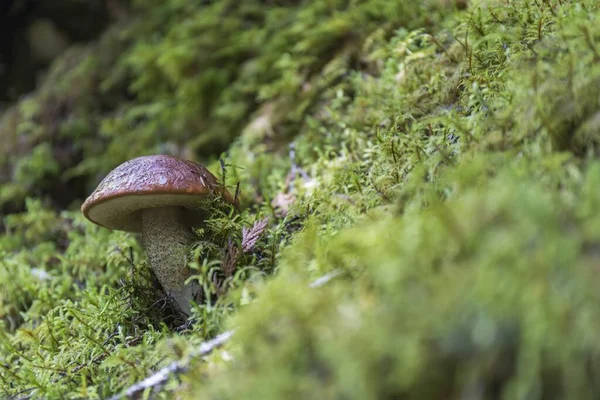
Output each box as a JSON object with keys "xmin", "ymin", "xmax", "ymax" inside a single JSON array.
[
  {"xmin": 107, "ymin": 270, "xmax": 343, "ymax": 399},
  {"xmin": 107, "ymin": 331, "xmax": 235, "ymax": 400},
  {"xmin": 309, "ymin": 269, "xmax": 343, "ymax": 288}
]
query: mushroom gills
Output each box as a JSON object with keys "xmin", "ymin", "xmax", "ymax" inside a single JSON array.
[{"xmin": 141, "ymin": 206, "xmax": 200, "ymax": 316}]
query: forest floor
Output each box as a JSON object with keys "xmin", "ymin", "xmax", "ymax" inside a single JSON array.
[{"xmin": 1, "ymin": 1, "xmax": 600, "ymax": 399}]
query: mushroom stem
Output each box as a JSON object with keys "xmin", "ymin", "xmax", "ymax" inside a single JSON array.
[{"xmin": 141, "ymin": 206, "xmax": 200, "ymax": 316}]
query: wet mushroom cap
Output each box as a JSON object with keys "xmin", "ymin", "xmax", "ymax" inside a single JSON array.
[{"xmin": 81, "ymin": 155, "xmax": 235, "ymax": 233}]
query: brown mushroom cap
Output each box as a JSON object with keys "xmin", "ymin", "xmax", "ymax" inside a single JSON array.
[{"xmin": 81, "ymin": 155, "xmax": 235, "ymax": 232}]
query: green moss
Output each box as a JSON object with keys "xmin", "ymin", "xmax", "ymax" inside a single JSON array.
[
  {"xmin": 1, "ymin": 0, "xmax": 600, "ymax": 398},
  {"xmin": 196, "ymin": 164, "xmax": 600, "ymax": 399},
  {"xmin": 182, "ymin": 0, "xmax": 600, "ymax": 398},
  {"xmin": 0, "ymin": 0, "xmax": 459, "ymax": 213}
]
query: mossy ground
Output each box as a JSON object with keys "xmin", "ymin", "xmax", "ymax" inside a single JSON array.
[{"xmin": 1, "ymin": 0, "xmax": 600, "ymax": 398}]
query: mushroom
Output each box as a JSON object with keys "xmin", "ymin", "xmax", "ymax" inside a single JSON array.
[{"xmin": 81, "ymin": 155, "xmax": 236, "ymax": 316}]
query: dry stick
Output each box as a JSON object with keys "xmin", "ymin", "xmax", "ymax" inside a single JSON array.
[
  {"xmin": 107, "ymin": 269, "xmax": 343, "ymax": 400},
  {"xmin": 107, "ymin": 331, "xmax": 235, "ymax": 400},
  {"xmin": 309, "ymin": 269, "xmax": 343, "ymax": 288}
]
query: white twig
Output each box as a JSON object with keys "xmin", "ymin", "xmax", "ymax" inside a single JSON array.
[
  {"xmin": 308, "ymin": 269, "xmax": 343, "ymax": 288},
  {"xmin": 107, "ymin": 270, "xmax": 343, "ymax": 399},
  {"xmin": 107, "ymin": 330, "xmax": 235, "ymax": 400}
]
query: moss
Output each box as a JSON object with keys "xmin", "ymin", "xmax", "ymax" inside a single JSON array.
[
  {"xmin": 1, "ymin": 0, "xmax": 600, "ymax": 398},
  {"xmin": 0, "ymin": 194, "xmax": 281, "ymax": 397},
  {"xmin": 195, "ymin": 165, "xmax": 600, "ymax": 399},
  {"xmin": 0, "ymin": 0, "xmax": 459, "ymax": 214},
  {"xmin": 182, "ymin": 0, "xmax": 600, "ymax": 398}
]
